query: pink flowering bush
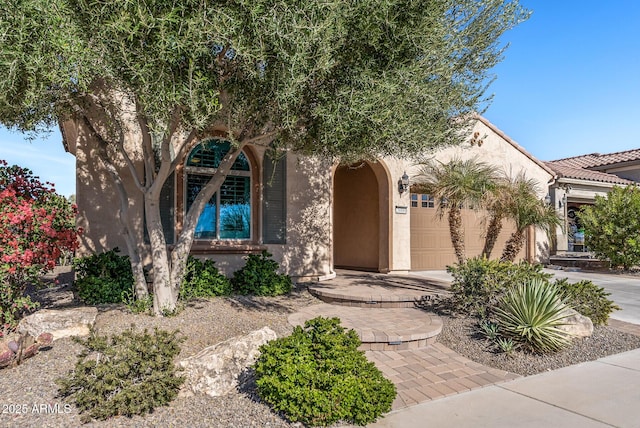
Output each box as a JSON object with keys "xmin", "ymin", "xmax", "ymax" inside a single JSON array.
[{"xmin": 0, "ymin": 160, "xmax": 79, "ymax": 334}]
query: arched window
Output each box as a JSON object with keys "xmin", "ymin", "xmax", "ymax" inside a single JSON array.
[{"xmin": 185, "ymin": 139, "xmax": 251, "ymax": 240}]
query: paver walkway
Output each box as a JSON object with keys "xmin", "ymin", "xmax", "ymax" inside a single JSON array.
[
  {"xmin": 366, "ymin": 343, "xmax": 519, "ymax": 410},
  {"xmin": 289, "ymin": 304, "xmax": 442, "ymax": 350},
  {"xmin": 289, "ymin": 271, "xmax": 519, "ymax": 411}
]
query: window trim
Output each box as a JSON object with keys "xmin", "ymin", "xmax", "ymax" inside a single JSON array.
[{"xmin": 183, "ymin": 145, "xmax": 253, "ymax": 242}]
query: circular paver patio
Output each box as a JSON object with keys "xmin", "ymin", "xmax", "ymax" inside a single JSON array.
[{"xmin": 288, "ymin": 303, "xmax": 442, "ymax": 350}]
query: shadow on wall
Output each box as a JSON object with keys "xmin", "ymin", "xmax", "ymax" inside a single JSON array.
[
  {"xmin": 537, "ymin": 241, "xmax": 550, "ymax": 264},
  {"xmin": 75, "ymin": 122, "xmax": 147, "ymax": 263},
  {"xmin": 278, "ymin": 156, "xmax": 333, "ymax": 278}
]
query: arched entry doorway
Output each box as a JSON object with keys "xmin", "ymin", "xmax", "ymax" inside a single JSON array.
[{"xmin": 333, "ymin": 162, "xmax": 390, "ymax": 271}]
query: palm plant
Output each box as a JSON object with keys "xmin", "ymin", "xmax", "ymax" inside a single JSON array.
[
  {"xmin": 499, "ymin": 174, "xmax": 561, "ymax": 262},
  {"xmin": 481, "ymin": 175, "xmax": 512, "ymax": 258},
  {"xmin": 414, "ymin": 157, "xmax": 498, "ymax": 264}
]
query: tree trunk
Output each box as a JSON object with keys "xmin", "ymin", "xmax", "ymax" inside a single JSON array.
[
  {"xmin": 145, "ymin": 191, "xmax": 176, "ymax": 315},
  {"xmin": 448, "ymin": 206, "xmax": 466, "ymax": 264},
  {"xmin": 501, "ymin": 229, "xmax": 526, "ymax": 262},
  {"xmin": 93, "ymin": 129, "xmax": 149, "ymax": 300},
  {"xmin": 149, "ymin": 142, "xmax": 247, "ymax": 315},
  {"xmin": 482, "ymin": 212, "xmax": 503, "ymax": 259}
]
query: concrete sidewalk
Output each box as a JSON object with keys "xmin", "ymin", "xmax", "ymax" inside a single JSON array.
[{"xmin": 368, "ymin": 348, "xmax": 640, "ymax": 428}]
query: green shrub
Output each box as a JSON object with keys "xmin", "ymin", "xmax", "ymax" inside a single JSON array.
[
  {"xmin": 121, "ymin": 290, "xmax": 153, "ymax": 315},
  {"xmin": 495, "ymin": 279, "xmax": 572, "ymax": 353},
  {"xmin": 554, "ymin": 278, "xmax": 619, "ymax": 326},
  {"xmin": 254, "ymin": 317, "xmax": 396, "ymax": 426},
  {"xmin": 73, "ymin": 248, "xmax": 134, "ymax": 304},
  {"xmin": 580, "ymin": 186, "xmax": 640, "ymax": 270},
  {"xmin": 232, "ymin": 250, "xmax": 292, "ymax": 296},
  {"xmin": 180, "ymin": 256, "xmax": 232, "ymax": 300},
  {"xmin": 56, "ymin": 327, "xmax": 184, "ymax": 423},
  {"xmin": 446, "ymin": 257, "xmax": 552, "ymax": 316}
]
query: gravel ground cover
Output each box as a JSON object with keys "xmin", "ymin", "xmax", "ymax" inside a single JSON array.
[
  {"xmin": 437, "ymin": 314, "xmax": 640, "ymax": 376},
  {"xmin": 2, "ymin": 268, "xmax": 640, "ymax": 427},
  {"xmin": 2, "ymin": 269, "xmax": 318, "ymax": 428}
]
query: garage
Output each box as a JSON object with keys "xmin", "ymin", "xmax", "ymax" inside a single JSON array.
[{"xmin": 409, "ymin": 193, "xmax": 525, "ymax": 270}]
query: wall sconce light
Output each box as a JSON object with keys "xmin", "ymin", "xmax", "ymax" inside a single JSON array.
[
  {"xmin": 398, "ymin": 172, "xmax": 410, "ymax": 194},
  {"xmin": 544, "ymin": 194, "xmax": 551, "ymax": 206},
  {"xmin": 559, "ymin": 194, "xmax": 567, "ymax": 209}
]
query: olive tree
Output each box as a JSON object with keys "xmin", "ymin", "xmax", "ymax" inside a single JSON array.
[{"xmin": 0, "ymin": 0, "xmax": 529, "ymax": 314}]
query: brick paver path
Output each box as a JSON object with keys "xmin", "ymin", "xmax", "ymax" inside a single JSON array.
[
  {"xmin": 609, "ymin": 318, "xmax": 640, "ymax": 337},
  {"xmin": 290, "ymin": 273, "xmax": 520, "ymax": 410},
  {"xmin": 366, "ymin": 343, "xmax": 520, "ymax": 410},
  {"xmin": 289, "ymin": 304, "xmax": 442, "ymax": 350}
]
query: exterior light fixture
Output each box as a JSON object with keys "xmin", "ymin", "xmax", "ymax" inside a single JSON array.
[
  {"xmin": 544, "ymin": 194, "xmax": 551, "ymax": 206},
  {"xmin": 559, "ymin": 194, "xmax": 567, "ymax": 209},
  {"xmin": 399, "ymin": 172, "xmax": 410, "ymax": 194}
]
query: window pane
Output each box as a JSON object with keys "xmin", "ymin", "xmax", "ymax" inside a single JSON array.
[
  {"xmin": 411, "ymin": 194, "xmax": 418, "ymax": 208},
  {"xmin": 187, "ymin": 139, "xmax": 250, "ymax": 171},
  {"xmin": 187, "ymin": 174, "xmax": 217, "ymax": 239},
  {"xmin": 219, "ymin": 176, "xmax": 250, "ymax": 239}
]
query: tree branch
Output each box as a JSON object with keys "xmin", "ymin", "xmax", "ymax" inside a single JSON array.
[
  {"xmin": 135, "ymin": 99, "xmax": 155, "ymax": 188},
  {"xmin": 83, "ymin": 92, "xmax": 146, "ymax": 193}
]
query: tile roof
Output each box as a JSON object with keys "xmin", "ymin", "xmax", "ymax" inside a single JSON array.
[
  {"xmin": 544, "ymin": 162, "xmax": 634, "ymax": 185},
  {"xmin": 549, "ymin": 148, "xmax": 640, "ymax": 169}
]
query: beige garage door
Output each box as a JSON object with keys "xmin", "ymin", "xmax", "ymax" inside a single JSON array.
[{"xmin": 410, "ymin": 194, "xmax": 525, "ymax": 270}]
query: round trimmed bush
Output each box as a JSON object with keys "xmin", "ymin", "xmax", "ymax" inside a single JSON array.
[
  {"xmin": 554, "ymin": 278, "xmax": 619, "ymax": 326},
  {"xmin": 231, "ymin": 250, "xmax": 291, "ymax": 296},
  {"xmin": 254, "ymin": 317, "xmax": 396, "ymax": 426},
  {"xmin": 180, "ymin": 256, "xmax": 232, "ymax": 300}
]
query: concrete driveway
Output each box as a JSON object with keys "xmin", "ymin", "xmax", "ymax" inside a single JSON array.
[
  {"xmin": 544, "ymin": 269, "xmax": 640, "ymax": 325},
  {"xmin": 411, "ymin": 268, "xmax": 640, "ymax": 325}
]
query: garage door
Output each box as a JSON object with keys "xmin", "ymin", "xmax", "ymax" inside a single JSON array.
[{"xmin": 410, "ymin": 193, "xmax": 525, "ymax": 270}]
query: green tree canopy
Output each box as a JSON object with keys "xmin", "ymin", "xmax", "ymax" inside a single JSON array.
[
  {"xmin": 581, "ymin": 186, "xmax": 640, "ymax": 270},
  {"xmin": 0, "ymin": 0, "xmax": 530, "ymax": 313}
]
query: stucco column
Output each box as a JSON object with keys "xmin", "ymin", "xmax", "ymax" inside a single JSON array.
[
  {"xmin": 552, "ymin": 187, "xmax": 568, "ymax": 252},
  {"xmin": 387, "ymin": 161, "xmax": 411, "ymax": 273}
]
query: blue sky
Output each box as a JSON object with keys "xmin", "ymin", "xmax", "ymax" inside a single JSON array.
[{"xmin": 1, "ymin": 1, "xmax": 639, "ymax": 198}]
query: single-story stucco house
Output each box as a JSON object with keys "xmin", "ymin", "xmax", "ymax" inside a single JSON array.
[
  {"xmin": 62, "ymin": 116, "xmax": 560, "ymax": 280},
  {"xmin": 545, "ymin": 150, "xmax": 640, "ymax": 254}
]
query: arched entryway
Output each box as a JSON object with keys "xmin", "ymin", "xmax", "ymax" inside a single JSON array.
[{"xmin": 333, "ymin": 162, "xmax": 390, "ymax": 271}]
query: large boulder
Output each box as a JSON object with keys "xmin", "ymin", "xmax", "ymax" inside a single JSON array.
[
  {"xmin": 559, "ymin": 306, "xmax": 594, "ymax": 338},
  {"xmin": 18, "ymin": 307, "xmax": 98, "ymax": 341},
  {"xmin": 179, "ymin": 326, "xmax": 277, "ymax": 397}
]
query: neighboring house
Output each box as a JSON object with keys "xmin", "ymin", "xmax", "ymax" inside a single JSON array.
[
  {"xmin": 545, "ymin": 150, "xmax": 639, "ymax": 254},
  {"xmin": 62, "ymin": 116, "xmax": 555, "ymax": 278}
]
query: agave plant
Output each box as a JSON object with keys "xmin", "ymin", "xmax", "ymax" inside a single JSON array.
[{"xmin": 494, "ymin": 279, "xmax": 573, "ymax": 353}]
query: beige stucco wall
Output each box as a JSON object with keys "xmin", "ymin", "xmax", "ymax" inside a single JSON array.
[
  {"xmin": 63, "ymin": 118, "xmax": 146, "ymax": 259},
  {"xmin": 377, "ymin": 157, "xmax": 412, "ymax": 273},
  {"xmin": 67, "ymin": 114, "xmax": 554, "ymax": 279},
  {"xmin": 401, "ymin": 118, "xmax": 555, "ymax": 265},
  {"xmin": 266, "ymin": 153, "xmax": 333, "ymax": 279}
]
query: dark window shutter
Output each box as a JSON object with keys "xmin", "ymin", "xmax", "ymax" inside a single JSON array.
[
  {"xmin": 160, "ymin": 172, "xmax": 175, "ymax": 245},
  {"xmin": 262, "ymin": 153, "xmax": 286, "ymax": 244}
]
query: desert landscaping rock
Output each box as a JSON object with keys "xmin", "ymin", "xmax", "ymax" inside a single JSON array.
[
  {"xmin": 18, "ymin": 307, "xmax": 98, "ymax": 340},
  {"xmin": 558, "ymin": 307, "xmax": 594, "ymax": 338},
  {"xmin": 179, "ymin": 326, "xmax": 278, "ymax": 397},
  {"xmin": 1, "ymin": 286, "xmax": 317, "ymax": 428}
]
